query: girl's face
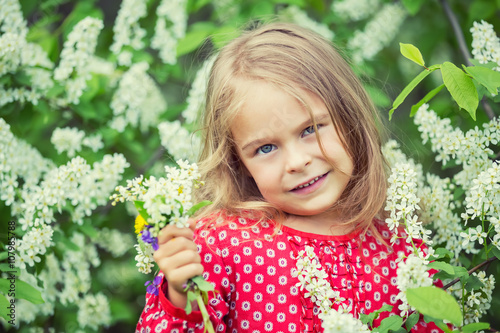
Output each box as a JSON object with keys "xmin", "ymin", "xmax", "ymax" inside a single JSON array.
[{"xmin": 231, "ymin": 80, "xmax": 354, "ymax": 224}]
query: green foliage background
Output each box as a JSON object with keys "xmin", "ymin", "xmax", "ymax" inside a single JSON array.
[{"xmin": 1, "ymin": 0, "xmax": 499, "ymax": 331}]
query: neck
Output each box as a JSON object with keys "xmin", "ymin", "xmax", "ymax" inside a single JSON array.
[{"xmin": 283, "ymin": 213, "xmax": 355, "ymax": 236}]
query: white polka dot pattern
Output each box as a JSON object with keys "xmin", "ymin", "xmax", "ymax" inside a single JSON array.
[{"xmin": 136, "ymin": 215, "xmax": 443, "ymax": 333}]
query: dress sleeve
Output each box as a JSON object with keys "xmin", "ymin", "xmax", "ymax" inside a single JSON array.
[{"xmin": 135, "ymin": 225, "xmax": 231, "ymax": 333}]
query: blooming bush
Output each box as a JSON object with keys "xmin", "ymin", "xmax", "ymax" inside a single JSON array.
[{"xmin": 0, "ymin": 0, "xmax": 499, "ymax": 332}]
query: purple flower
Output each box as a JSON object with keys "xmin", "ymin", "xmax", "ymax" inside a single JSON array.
[
  {"xmin": 145, "ymin": 275, "xmax": 163, "ymax": 296},
  {"xmin": 141, "ymin": 226, "xmax": 159, "ymax": 251}
]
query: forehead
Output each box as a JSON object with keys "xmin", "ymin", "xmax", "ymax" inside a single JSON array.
[{"xmin": 230, "ymin": 80, "xmax": 328, "ymax": 148}]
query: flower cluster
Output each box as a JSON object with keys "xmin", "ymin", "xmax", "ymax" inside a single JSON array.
[
  {"xmin": 109, "ymin": 62, "xmax": 167, "ymax": 133},
  {"xmin": 347, "ymin": 3, "xmax": 407, "ymax": 63},
  {"xmin": 16, "ymin": 224, "xmax": 53, "ymax": 269},
  {"xmin": 151, "ymin": 0, "xmax": 188, "ymax": 65},
  {"xmin": 53, "ymin": 16, "xmax": 104, "ymax": 105},
  {"xmin": 321, "ymin": 308, "xmax": 371, "ymax": 333},
  {"xmin": 292, "ymin": 246, "xmax": 369, "ymax": 332},
  {"xmin": 51, "ymin": 127, "xmax": 104, "ymax": 157},
  {"xmin": 134, "ymin": 242, "xmax": 155, "ymax": 274},
  {"xmin": 110, "ymin": 0, "xmax": 147, "ymax": 66},
  {"xmin": 292, "ymin": 246, "xmax": 345, "ymax": 314},
  {"xmin": 331, "ymin": 0, "xmax": 380, "ymax": 21},
  {"xmin": 394, "ymin": 253, "xmax": 433, "ymax": 317},
  {"xmin": 280, "ymin": 6, "xmax": 334, "ymax": 41},
  {"xmin": 158, "ymin": 120, "xmax": 201, "ymax": 162},
  {"xmin": 182, "ymin": 56, "xmax": 216, "ymax": 124},
  {"xmin": 471, "ymin": 20, "xmax": 500, "ymax": 70},
  {"xmin": 385, "ymin": 162, "xmax": 432, "ymax": 246},
  {"xmin": 112, "ymin": 160, "xmax": 203, "ymax": 261},
  {"xmin": 414, "ymin": 104, "xmax": 500, "ymax": 190},
  {"xmin": 462, "ymin": 272, "xmax": 495, "ymax": 324},
  {"xmin": 77, "ymin": 292, "xmax": 111, "ymax": 330}
]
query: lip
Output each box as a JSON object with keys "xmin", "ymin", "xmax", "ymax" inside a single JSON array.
[{"xmin": 289, "ymin": 172, "xmax": 329, "ymax": 193}]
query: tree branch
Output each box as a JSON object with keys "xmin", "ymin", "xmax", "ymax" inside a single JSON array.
[
  {"xmin": 439, "ymin": 0, "xmax": 496, "ymax": 119},
  {"xmin": 442, "ymin": 256, "xmax": 497, "ymax": 290},
  {"xmin": 439, "ymin": 0, "xmax": 472, "ymax": 67}
]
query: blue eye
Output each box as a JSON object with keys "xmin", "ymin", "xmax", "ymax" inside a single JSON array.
[
  {"xmin": 302, "ymin": 125, "xmax": 319, "ymax": 137},
  {"xmin": 256, "ymin": 144, "xmax": 276, "ymax": 155}
]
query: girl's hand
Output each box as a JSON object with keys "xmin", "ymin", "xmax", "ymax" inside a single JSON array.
[{"xmin": 153, "ymin": 220, "xmax": 204, "ymax": 308}]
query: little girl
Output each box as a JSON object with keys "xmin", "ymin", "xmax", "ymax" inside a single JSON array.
[{"xmin": 136, "ymin": 22, "xmax": 440, "ymax": 333}]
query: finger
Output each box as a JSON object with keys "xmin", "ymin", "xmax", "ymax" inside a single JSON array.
[
  {"xmin": 164, "ymin": 263, "xmax": 205, "ymax": 292},
  {"xmin": 157, "ymin": 223, "xmax": 194, "ymax": 245},
  {"xmin": 156, "ymin": 249, "xmax": 201, "ymax": 274},
  {"xmin": 154, "ymin": 236, "xmax": 198, "ymax": 260}
]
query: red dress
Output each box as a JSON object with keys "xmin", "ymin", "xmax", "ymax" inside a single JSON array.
[{"xmin": 136, "ymin": 215, "xmax": 442, "ymax": 333}]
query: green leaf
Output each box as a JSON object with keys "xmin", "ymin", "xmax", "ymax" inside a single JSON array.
[
  {"xmin": 184, "ymin": 289, "xmax": 198, "ymax": 314},
  {"xmin": 0, "ymin": 264, "xmax": 19, "ymax": 276},
  {"xmin": 406, "ymin": 312, "xmax": 420, "ymax": 331},
  {"xmin": 186, "ymin": 200, "xmax": 212, "ymax": 217},
  {"xmin": 427, "ymin": 261, "xmax": 455, "ymax": 275},
  {"xmin": 423, "ymin": 314, "xmax": 453, "ymax": 333},
  {"xmin": 210, "ymin": 25, "xmax": 241, "ymax": 49},
  {"xmin": 0, "ymin": 278, "xmax": 44, "ymax": 304},
  {"xmin": 360, "ymin": 304, "xmax": 393, "ymax": 326},
  {"xmin": 0, "ymin": 293, "xmax": 12, "ymax": 323},
  {"xmin": 401, "ymin": 0, "xmax": 426, "ymax": 15},
  {"xmin": 53, "ymin": 230, "xmax": 80, "ymax": 251},
  {"xmin": 441, "ymin": 62, "xmax": 479, "ymax": 120},
  {"xmin": 191, "ymin": 275, "xmax": 214, "ymax": 292},
  {"xmin": 389, "ymin": 66, "xmax": 439, "ymax": 119},
  {"xmin": 406, "ymin": 286, "xmax": 462, "ymax": 326},
  {"xmin": 453, "ymin": 266, "xmax": 469, "ymax": 284},
  {"xmin": 79, "ymin": 221, "xmax": 98, "ymax": 238},
  {"xmin": 464, "ymin": 274, "xmax": 484, "ymax": 292},
  {"xmin": 491, "ymin": 246, "xmax": 500, "ymax": 261},
  {"xmin": 410, "ymin": 84, "xmax": 445, "ymax": 117},
  {"xmin": 134, "ymin": 201, "xmax": 151, "ymax": 222},
  {"xmin": 430, "ymin": 247, "xmax": 454, "ymax": 260},
  {"xmin": 177, "ymin": 23, "xmax": 215, "ymax": 57},
  {"xmin": 372, "ymin": 314, "xmax": 403, "ymax": 333},
  {"xmin": 464, "ymin": 65, "xmax": 500, "ymax": 95},
  {"xmin": 109, "ymin": 299, "xmax": 137, "ymax": 324},
  {"xmin": 400, "ymin": 43, "xmax": 425, "ymax": 67},
  {"xmin": 461, "ymin": 322, "xmax": 490, "ymax": 333}
]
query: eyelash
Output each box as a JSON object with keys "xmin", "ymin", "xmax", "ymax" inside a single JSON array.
[{"xmin": 255, "ymin": 124, "xmax": 323, "ymax": 155}]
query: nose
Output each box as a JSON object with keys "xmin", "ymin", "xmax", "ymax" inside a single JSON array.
[{"xmin": 285, "ymin": 146, "xmax": 312, "ymax": 173}]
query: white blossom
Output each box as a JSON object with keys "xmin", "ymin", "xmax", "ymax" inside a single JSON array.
[
  {"xmin": 471, "ymin": 20, "xmax": 500, "ymax": 71},
  {"xmin": 77, "ymin": 293, "xmax": 111, "ymax": 330},
  {"xmin": 182, "ymin": 56, "xmax": 216, "ymax": 124},
  {"xmin": 134, "ymin": 243, "xmax": 155, "ymax": 274},
  {"xmin": 51, "ymin": 127, "xmax": 85, "ymax": 157},
  {"xmin": 348, "ymin": 3, "xmax": 407, "ymax": 63},
  {"xmin": 53, "ymin": 16, "xmax": 103, "ymax": 105},
  {"xmin": 151, "ymin": 0, "xmax": 188, "ymax": 65},
  {"xmin": 110, "ymin": 0, "xmax": 147, "ymax": 62},
  {"xmin": 321, "ymin": 308, "xmax": 371, "ymax": 333},
  {"xmin": 109, "ymin": 62, "xmax": 167, "ymax": 132},
  {"xmin": 331, "ymin": 0, "xmax": 380, "ymax": 21},
  {"xmin": 395, "ymin": 253, "xmax": 433, "ymax": 317},
  {"xmin": 280, "ymin": 6, "xmax": 334, "ymax": 41},
  {"xmin": 158, "ymin": 120, "xmax": 201, "ymax": 162}
]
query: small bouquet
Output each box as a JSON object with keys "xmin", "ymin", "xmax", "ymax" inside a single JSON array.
[{"xmin": 111, "ymin": 160, "xmax": 214, "ymax": 333}]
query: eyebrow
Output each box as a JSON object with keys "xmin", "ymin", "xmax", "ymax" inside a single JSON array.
[{"xmin": 240, "ymin": 113, "xmax": 331, "ymax": 152}]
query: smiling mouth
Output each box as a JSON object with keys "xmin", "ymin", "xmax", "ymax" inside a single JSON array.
[{"xmin": 292, "ymin": 172, "xmax": 328, "ymax": 190}]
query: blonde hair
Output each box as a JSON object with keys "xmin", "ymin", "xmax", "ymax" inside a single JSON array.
[{"xmin": 195, "ymin": 22, "xmax": 388, "ymax": 234}]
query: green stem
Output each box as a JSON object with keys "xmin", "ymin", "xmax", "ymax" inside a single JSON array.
[
  {"xmin": 196, "ymin": 293, "xmax": 215, "ymax": 333},
  {"xmin": 481, "ymin": 203, "xmax": 488, "ymax": 259},
  {"xmin": 461, "ymin": 285, "xmax": 465, "ymax": 326}
]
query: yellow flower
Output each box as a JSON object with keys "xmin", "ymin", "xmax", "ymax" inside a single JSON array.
[{"xmin": 135, "ymin": 214, "xmax": 148, "ymax": 234}]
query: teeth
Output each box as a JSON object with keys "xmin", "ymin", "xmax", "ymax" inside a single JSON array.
[{"xmin": 297, "ymin": 176, "xmax": 320, "ymax": 189}]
